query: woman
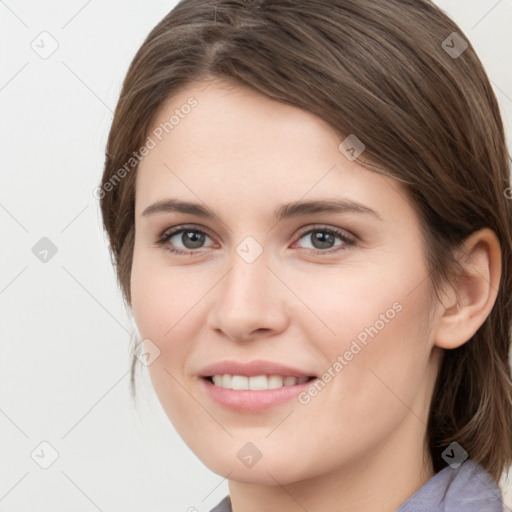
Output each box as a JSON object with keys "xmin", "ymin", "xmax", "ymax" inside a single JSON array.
[{"xmin": 98, "ymin": 0, "xmax": 512, "ymax": 510}]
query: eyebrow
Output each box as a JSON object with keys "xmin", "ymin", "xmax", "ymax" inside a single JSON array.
[{"xmin": 141, "ymin": 198, "xmax": 382, "ymax": 221}]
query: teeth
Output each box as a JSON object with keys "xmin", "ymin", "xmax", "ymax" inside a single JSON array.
[
  {"xmin": 232, "ymin": 375, "xmax": 249, "ymax": 390},
  {"xmin": 210, "ymin": 374, "xmax": 311, "ymax": 390},
  {"xmin": 284, "ymin": 376, "xmax": 297, "ymax": 386},
  {"xmin": 249, "ymin": 375, "xmax": 267, "ymax": 390},
  {"xmin": 222, "ymin": 374, "xmax": 232, "ymax": 388},
  {"xmin": 268, "ymin": 375, "xmax": 284, "ymax": 389}
]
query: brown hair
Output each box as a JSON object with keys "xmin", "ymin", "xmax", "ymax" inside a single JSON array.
[{"xmin": 99, "ymin": 0, "xmax": 512, "ymax": 482}]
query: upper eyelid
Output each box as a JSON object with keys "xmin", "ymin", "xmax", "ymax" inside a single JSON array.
[
  {"xmin": 296, "ymin": 224, "xmax": 355, "ymax": 238},
  {"xmin": 159, "ymin": 224, "xmax": 211, "ymax": 238}
]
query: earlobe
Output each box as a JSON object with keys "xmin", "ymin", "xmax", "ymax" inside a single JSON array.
[{"xmin": 433, "ymin": 228, "xmax": 501, "ymax": 350}]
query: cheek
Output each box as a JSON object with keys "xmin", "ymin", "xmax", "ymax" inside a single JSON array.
[
  {"xmin": 297, "ymin": 251, "xmax": 428, "ymax": 354},
  {"xmin": 130, "ymin": 254, "xmax": 217, "ymax": 408},
  {"xmin": 130, "ymin": 258, "xmax": 206, "ymax": 428},
  {"xmin": 130, "ymin": 249, "xmax": 207, "ymax": 341},
  {"xmin": 298, "ymin": 249, "xmax": 435, "ymax": 409}
]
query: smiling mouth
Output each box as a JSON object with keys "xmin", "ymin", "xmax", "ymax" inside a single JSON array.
[{"xmin": 204, "ymin": 374, "xmax": 317, "ymax": 391}]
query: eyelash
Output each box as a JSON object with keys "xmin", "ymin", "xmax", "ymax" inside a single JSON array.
[{"xmin": 156, "ymin": 224, "xmax": 357, "ymax": 257}]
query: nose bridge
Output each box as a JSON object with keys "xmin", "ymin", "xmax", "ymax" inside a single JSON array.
[
  {"xmin": 222, "ymin": 242, "xmax": 271, "ymax": 308},
  {"xmin": 207, "ymin": 239, "xmax": 288, "ymax": 339}
]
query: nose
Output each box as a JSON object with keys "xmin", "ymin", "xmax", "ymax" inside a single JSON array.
[{"xmin": 206, "ymin": 247, "xmax": 289, "ymax": 343}]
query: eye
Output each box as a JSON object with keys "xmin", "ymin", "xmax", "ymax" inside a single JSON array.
[
  {"xmin": 294, "ymin": 225, "xmax": 356, "ymax": 255},
  {"xmin": 156, "ymin": 225, "xmax": 215, "ymax": 255},
  {"xmin": 155, "ymin": 224, "xmax": 356, "ymax": 256}
]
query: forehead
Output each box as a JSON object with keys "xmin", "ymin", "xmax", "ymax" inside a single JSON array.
[
  {"xmin": 134, "ymin": 79, "xmax": 410, "ymax": 224},
  {"xmin": 140, "ymin": 78, "xmax": 342, "ymax": 170}
]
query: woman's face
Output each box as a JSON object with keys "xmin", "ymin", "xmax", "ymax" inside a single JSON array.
[{"xmin": 131, "ymin": 78, "xmax": 443, "ymax": 485}]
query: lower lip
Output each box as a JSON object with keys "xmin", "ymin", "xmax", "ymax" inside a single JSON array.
[{"xmin": 200, "ymin": 377, "xmax": 318, "ymax": 412}]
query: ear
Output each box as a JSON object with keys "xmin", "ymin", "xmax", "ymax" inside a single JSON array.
[{"xmin": 433, "ymin": 228, "xmax": 502, "ymax": 349}]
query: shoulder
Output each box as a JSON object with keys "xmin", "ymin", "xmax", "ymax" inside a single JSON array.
[
  {"xmin": 397, "ymin": 460, "xmax": 506, "ymax": 512},
  {"xmin": 209, "ymin": 496, "xmax": 231, "ymax": 512}
]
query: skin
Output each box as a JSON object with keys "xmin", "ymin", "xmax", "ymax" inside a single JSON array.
[{"xmin": 130, "ymin": 78, "xmax": 501, "ymax": 512}]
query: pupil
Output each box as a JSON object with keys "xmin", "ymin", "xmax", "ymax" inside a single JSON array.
[
  {"xmin": 312, "ymin": 231, "xmax": 334, "ymax": 249},
  {"xmin": 183, "ymin": 231, "xmax": 205, "ymax": 249}
]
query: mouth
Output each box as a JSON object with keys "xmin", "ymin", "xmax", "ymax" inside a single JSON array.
[
  {"xmin": 198, "ymin": 360, "xmax": 319, "ymax": 411},
  {"xmin": 203, "ymin": 374, "xmax": 317, "ymax": 390},
  {"xmin": 200, "ymin": 374, "xmax": 319, "ymax": 412}
]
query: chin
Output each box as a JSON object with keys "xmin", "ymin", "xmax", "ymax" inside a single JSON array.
[{"xmin": 197, "ymin": 445, "xmax": 313, "ymax": 486}]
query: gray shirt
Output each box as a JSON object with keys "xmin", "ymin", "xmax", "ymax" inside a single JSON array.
[{"xmin": 209, "ymin": 461, "xmax": 509, "ymax": 511}]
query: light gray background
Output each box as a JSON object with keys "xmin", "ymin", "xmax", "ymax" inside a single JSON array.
[{"xmin": 1, "ymin": 1, "xmax": 511, "ymax": 511}]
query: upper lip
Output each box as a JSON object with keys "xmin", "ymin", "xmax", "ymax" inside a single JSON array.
[{"xmin": 198, "ymin": 360, "xmax": 316, "ymax": 378}]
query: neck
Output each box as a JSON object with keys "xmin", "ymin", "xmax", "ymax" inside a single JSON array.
[{"xmin": 227, "ymin": 417, "xmax": 434, "ymax": 512}]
